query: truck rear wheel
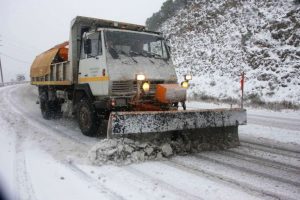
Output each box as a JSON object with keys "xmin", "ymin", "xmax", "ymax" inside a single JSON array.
[
  {"xmin": 40, "ymin": 100, "xmax": 62, "ymax": 119},
  {"xmin": 40, "ymin": 100, "xmax": 51, "ymax": 119},
  {"xmin": 77, "ymin": 99, "xmax": 100, "ymax": 137},
  {"xmin": 39, "ymin": 89, "xmax": 62, "ymax": 120}
]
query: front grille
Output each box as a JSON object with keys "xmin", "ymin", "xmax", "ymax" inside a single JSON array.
[
  {"xmin": 111, "ymin": 80, "xmax": 165, "ymax": 95},
  {"xmin": 111, "ymin": 81, "xmax": 134, "ymax": 94}
]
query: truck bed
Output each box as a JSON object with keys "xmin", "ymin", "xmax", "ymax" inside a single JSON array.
[{"xmin": 31, "ymin": 61, "xmax": 73, "ymax": 86}]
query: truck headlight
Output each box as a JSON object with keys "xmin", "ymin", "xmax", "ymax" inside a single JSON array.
[
  {"xmin": 136, "ymin": 74, "xmax": 145, "ymax": 81},
  {"xmin": 142, "ymin": 82, "xmax": 150, "ymax": 92},
  {"xmin": 181, "ymin": 81, "xmax": 189, "ymax": 88},
  {"xmin": 185, "ymin": 75, "xmax": 192, "ymax": 81}
]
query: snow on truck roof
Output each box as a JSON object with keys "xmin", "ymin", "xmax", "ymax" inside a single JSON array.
[{"xmin": 72, "ymin": 16, "xmax": 160, "ymax": 35}]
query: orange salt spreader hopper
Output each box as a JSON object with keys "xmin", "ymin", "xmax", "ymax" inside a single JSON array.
[{"xmin": 30, "ymin": 41, "xmax": 69, "ymax": 78}]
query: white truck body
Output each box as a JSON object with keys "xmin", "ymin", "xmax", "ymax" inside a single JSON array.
[{"xmin": 30, "ymin": 16, "xmax": 246, "ymax": 144}]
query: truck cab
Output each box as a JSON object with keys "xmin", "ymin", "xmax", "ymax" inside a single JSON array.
[{"xmin": 78, "ymin": 27, "xmax": 181, "ymax": 112}]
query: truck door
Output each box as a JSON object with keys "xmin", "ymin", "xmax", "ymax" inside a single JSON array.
[{"xmin": 79, "ymin": 31, "xmax": 108, "ymax": 96}]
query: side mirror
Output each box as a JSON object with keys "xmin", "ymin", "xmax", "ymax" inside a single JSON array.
[
  {"xmin": 165, "ymin": 39, "xmax": 171, "ymax": 52},
  {"xmin": 84, "ymin": 39, "xmax": 92, "ymax": 54},
  {"xmin": 166, "ymin": 44, "xmax": 171, "ymax": 52}
]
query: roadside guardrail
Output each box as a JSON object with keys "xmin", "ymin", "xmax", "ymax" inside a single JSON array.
[{"xmin": 0, "ymin": 81, "xmax": 30, "ymax": 87}]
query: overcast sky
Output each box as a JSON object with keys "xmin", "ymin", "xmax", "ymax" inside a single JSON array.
[{"xmin": 0, "ymin": 0, "xmax": 165, "ymax": 82}]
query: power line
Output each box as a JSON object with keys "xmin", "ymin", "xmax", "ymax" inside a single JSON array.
[
  {"xmin": 0, "ymin": 35, "xmax": 32, "ymax": 83},
  {"xmin": 0, "ymin": 34, "xmax": 42, "ymax": 52},
  {"xmin": 1, "ymin": 40, "xmax": 40, "ymax": 55},
  {"xmin": 0, "ymin": 52, "xmax": 32, "ymax": 64}
]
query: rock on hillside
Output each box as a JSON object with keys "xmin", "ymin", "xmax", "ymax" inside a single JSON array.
[{"xmin": 158, "ymin": 0, "xmax": 300, "ymax": 104}]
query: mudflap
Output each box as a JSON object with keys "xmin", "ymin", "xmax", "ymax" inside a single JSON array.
[{"xmin": 107, "ymin": 108, "xmax": 246, "ymax": 148}]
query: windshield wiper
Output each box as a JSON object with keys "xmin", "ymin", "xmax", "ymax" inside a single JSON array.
[
  {"xmin": 139, "ymin": 51, "xmax": 161, "ymax": 59},
  {"xmin": 129, "ymin": 51, "xmax": 142, "ymax": 57},
  {"xmin": 109, "ymin": 47, "xmax": 119, "ymax": 59},
  {"xmin": 128, "ymin": 54, "xmax": 138, "ymax": 63},
  {"xmin": 151, "ymin": 53, "xmax": 163, "ymax": 58},
  {"xmin": 87, "ymin": 54, "xmax": 99, "ymax": 59}
]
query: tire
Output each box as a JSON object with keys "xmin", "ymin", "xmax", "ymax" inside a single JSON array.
[
  {"xmin": 77, "ymin": 99, "xmax": 100, "ymax": 137},
  {"xmin": 39, "ymin": 89, "xmax": 62, "ymax": 120},
  {"xmin": 40, "ymin": 99, "xmax": 52, "ymax": 119},
  {"xmin": 40, "ymin": 100, "xmax": 62, "ymax": 120}
]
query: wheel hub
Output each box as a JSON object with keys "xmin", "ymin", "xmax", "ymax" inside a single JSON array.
[{"xmin": 80, "ymin": 106, "xmax": 91, "ymax": 129}]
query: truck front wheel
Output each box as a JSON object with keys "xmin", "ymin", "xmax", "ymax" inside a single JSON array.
[{"xmin": 77, "ymin": 99, "xmax": 100, "ymax": 137}]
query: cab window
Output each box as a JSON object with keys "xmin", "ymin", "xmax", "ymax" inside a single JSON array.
[{"xmin": 80, "ymin": 32, "xmax": 102, "ymax": 59}]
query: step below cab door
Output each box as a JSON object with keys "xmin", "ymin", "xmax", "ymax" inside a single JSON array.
[{"xmin": 79, "ymin": 31, "xmax": 108, "ymax": 96}]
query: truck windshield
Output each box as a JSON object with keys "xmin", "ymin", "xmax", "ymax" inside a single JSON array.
[{"xmin": 105, "ymin": 30, "xmax": 169, "ymax": 60}]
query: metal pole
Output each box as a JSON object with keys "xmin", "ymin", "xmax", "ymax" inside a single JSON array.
[
  {"xmin": 241, "ymin": 71, "xmax": 245, "ymax": 109},
  {"xmin": 0, "ymin": 55, "xmax": 3, "ymax": 84},
  {"xmin": 0, "ymin": 37, "xmax": 3, "ymax": 84}
]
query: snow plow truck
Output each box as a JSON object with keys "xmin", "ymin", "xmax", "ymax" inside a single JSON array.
[{"xmin": 30, "ymin": 16, "xmax": 246, "ymax": 147}]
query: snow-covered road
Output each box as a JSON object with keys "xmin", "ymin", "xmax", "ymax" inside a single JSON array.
[{"xmin": 0, "ymin": 84, "xmax": 299, "ymax": 200}]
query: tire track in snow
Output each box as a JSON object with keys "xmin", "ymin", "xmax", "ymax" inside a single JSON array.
[
  {"xmin": 240, "ymin": 141, "xmax": 300, "ymax": 159},
  {"xmin": 247, "ymin": 117, "xmax": 300, "ymax": 131},
  {"xmin": 124, "ymin": 166, "xmax": 201, "ymax": 200},
  {"xmin": 248, "ymin": 114, "xmax": 300, "ymax": 123},
  {"xmin": 64, "ymin": 162, "xmax": 125, "ymax": 200},
  {"xmin": 13, "ymin": 123, "xmax": 37, "ymax": 200},
  {"xmin": 0, "ymin": 87, "xmax": 37, "ymax": 200},
  {"xmin": 223, "ymin": 149, "xmax": 300, "ymax": 173},
  {"xmin": 14, "ymin": 150, "xmax": 37, "ymax": 200},
  {"xmin": 167, "ymin": 157, "xmax": 300, "ymax": 200},
  {"xmin": 193, "ymin": 154, "xmax": 300, "ymax": 187},
  {"xmin": 165, "ymin": 160, "xmax": 282, "ymax": 200}
]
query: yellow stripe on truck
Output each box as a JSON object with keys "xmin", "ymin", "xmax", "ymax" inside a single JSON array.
[
  {"xmin": 79, "ymin": 76, "xmax": 109, "ymax": 83},
  {"xmin": 31, "ymin": 81, "xmax": 72, "ymax": 85}
]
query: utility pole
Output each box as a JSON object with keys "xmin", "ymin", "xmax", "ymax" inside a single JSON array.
[
  {"xmin": 0, "ymin": 45, "xmax": 4, "ymax": 84},
  {"xmin": 0, "ymin": 56, "xmax": 3, "ymax": 84},
  {"xmin": 0, "ymin": 35, "xmax": 3, "ymax": 84}
]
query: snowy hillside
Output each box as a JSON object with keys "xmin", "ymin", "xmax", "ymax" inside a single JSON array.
[{"xmin": 153, "ymin": 0, "xmax": 300, "ymax": 104}]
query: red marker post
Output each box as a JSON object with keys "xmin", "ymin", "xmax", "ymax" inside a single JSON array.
[{"xmin": 240, "ymin": 72, "xmax": 245, "ymax": 109}]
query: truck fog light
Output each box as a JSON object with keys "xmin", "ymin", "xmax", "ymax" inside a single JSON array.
[
  {"xmin": 111, "ymin": 99, "xmax": 116, "ymax": 107},
  {"xmin": 136, "ymin": 74, "xmax": 145, "ymax": 81},
  {"xmin": 181, "ymin": 81, "xmax": 189, "ymax": 88},
  {"xmin": 142, "ymin": 82, "xmax": 150, "ymax": 92},
  {"xmin": 185, "ymin": 74, "xmax": 192, "ymax": 81}
]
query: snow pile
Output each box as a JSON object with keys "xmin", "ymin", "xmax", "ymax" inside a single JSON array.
[
  {"xmin": 88, "ymin": 134, "xmax": 235, "ymax": 165},
  {"xmin": 157, "ymin": 0, "xmax": 300, "ymax": 104},
  {"xmin": 89, "ymin": 138, "xmax": 169, "ymax": 165}
]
